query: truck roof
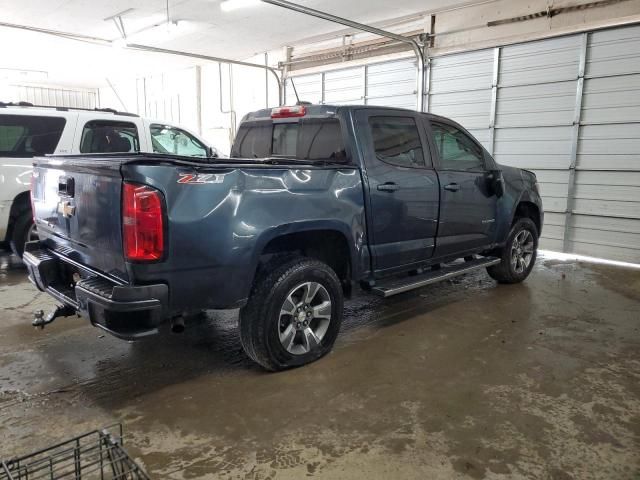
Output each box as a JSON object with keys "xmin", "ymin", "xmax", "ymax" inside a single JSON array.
[{"xmin": 241, "ymin": 104, "xmax": 449, "ymax": 123}]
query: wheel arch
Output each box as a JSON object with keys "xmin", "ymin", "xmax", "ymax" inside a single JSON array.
[
  {"xmin": 511, "ymin": 200, "xmax": 541, "ymax": 237},
  {"xmin": 5, "ymin": 190, "xmax": 31, "ymax": 242},
  {"xmin": 251, "ymin": 221, "xmax": 356, "ymax": 288}
]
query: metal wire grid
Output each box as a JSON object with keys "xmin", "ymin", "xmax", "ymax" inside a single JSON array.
[{"xmin": 1, "ymin": 425, "xmax": 150, "ymax": 480}]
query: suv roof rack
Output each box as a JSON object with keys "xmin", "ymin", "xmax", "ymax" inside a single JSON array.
[{"xmin": 0, "ymin": 101, "xmax": 139, "ymax": 117}]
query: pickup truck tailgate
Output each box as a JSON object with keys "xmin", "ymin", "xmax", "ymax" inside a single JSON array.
[{"xmin": 32, "ymin": 157, "xmax": 129, "ymax": 282}]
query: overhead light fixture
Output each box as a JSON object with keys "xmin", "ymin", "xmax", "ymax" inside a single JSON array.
[
  {"xmin": 111, "ymin": 20, "xmax": 187, "ymax": 47},
  {"xmin": 220, "ymin": 0, "xmax": 261, "ymax": 12}
]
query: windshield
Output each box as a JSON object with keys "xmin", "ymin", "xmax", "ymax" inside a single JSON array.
[
  {"xmin": 231, "ymin": 118, "xmax": 347, "ymax": 162},
  {"xmin": 150, "ymin": 124, "xmax": 209, "ymax": 158}
]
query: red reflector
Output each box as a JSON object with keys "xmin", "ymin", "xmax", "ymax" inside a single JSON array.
[
  {"xmin": 122, "ymin": 183, "xmax": 164, "ymax": 261},
  {"xmin": 271, "ymin": 105, "xmax": 306, "ymax": 118}
]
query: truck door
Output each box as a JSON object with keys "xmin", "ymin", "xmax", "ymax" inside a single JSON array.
[
  {"xmin": 355, "ymin": 109, "xmax": 439, "ymax": 273},
  {"xmin": 427, "ymin": 119, "xmax": 498, "ymax": 258}
]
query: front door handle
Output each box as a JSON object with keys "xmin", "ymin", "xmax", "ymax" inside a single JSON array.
[
  {"xmin": 443, "ymin": 183, "xmax": 460, "ymax": 192},
  {"xmin": 377, "ymin": 182, "xmax": 399, "ymax": 192}
]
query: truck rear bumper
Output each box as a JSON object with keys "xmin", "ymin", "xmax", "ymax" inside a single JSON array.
[{"xmin": 23, "ymin": 244, "xmax": 168, "ymax": 340}]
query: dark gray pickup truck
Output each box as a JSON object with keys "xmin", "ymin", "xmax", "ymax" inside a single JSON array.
[{"xmin": 25, "ymin": 104, "xmax": 542, "ymax": 370}]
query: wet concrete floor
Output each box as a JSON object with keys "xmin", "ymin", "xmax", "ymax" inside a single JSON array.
[{"xmin": 0, "ymin": 250, "xmax": 639, "ymax": 479}]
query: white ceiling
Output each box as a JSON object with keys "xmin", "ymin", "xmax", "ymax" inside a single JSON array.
[{"xmin": 0, "ymin": 0, "xmax": 479, "ymax": 87}]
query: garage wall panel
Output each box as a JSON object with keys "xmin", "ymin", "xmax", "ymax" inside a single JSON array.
[
  {"xmin": 569, "ymin": 24, "xmax": 640, "ymax": 263},
  {"xmin": 576, "ymin": 124, "xmax": 639, "ymax": 170},
  {"xmin": 286, "ymin": 73, "xmax": 322, "ymax": 105},
  {"xmin": 367, "ymin": 58, "xmax": 417, "ymax": 109},
  {"xmin": 429, "ymin": 49, "xmax": 493, "ymax": 94},
  {"xmin": 324, "ymin": 67, "xmax": 364, "ymax": 104},
  {"xmin": 429, "ymin": 89, "xmax": 492, "ymax": 129},
  {"xmin": 499, "ymin": 35, "xmax": 581, "ymax": 86},
  {"xmin": 495, "ymin": 81, "xmax": 577, "ymax": 127},
  {"xmin": 581, "ymin": 75, "xmax": 640, "ymax": 124},
  {"xmin": 10, "ymin": 85, "xmax": 97, "ymax": 109},
  {"xmin": 428, "ymin": 48, "xmax": 493, "ymax": 132},
  {"xmin": 585, "ymin": 25, "xmax": 640, "ymax": 78}
]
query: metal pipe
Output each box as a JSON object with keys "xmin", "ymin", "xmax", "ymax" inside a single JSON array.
[
  {"xmin": 105, "ymin": 77, "xmax": 128, "ymax": 111},
  {"xmin": 171, "ymin": 316, "xmax": 185, "ymax": 333},
  {"xmin": 219, "ymin": 63, "xmax": 237, "ymax": 146},
  {"xmin": 195, "ymin": 65, "xmax": 203, "ymax": 135},
  {"xmin": 259, "ymin": 0, "xmax": 425, "ymax": 111},
  {"xmin": 264, "ymin": 52, "xmax": 270, "ymax": 108}
]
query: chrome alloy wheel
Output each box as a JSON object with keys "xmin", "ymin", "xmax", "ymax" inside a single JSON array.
[
  {"xmin": 511, "ymin": 229, "xmax": 535, "ymax": 274},
  {"xmin": 278, "ymin": 282, "xmax": 332, "ymax": 355}
]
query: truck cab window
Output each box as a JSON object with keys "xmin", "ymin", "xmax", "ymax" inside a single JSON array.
[
  {"xmin": 0, "ymin": 115, "xmax": 66, "ymax": 157},
  {"xmin": 431, "ymin": 122, "xmax": 484, "ymax": 171},
  {"xmin": 150, "ymin": 124, "xmax": 208, "ymax": 157},
  {"xmin": 80, "ymin": 120, "xmax": 139, "ymax": 154},
  {"xmin": 368, "ymin": 116, "xmax": 425, "ymax": 168},
  {"xmin": 232, "ymin": 118, "xmax": 347, "ymax": 162},
  {"xmin": 233, "ymin": 123, "xmax": 271, "ymax": 158}
]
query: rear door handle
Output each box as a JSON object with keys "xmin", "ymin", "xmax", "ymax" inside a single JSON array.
[
  {"xmin": 443, "ymin": 183, "xmax": 460, "ymax": 192},
  {"xmin": 377, "ymin": 182, "xmax": 399, "ymax": 192}
]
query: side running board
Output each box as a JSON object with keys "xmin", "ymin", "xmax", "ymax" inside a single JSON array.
[{"xmin": 371, "ymin": 257, "xmax": 501, "ymax": 297}]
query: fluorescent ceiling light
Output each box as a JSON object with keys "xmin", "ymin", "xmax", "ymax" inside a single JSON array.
[
  {"xmin": 220, "ymin": 0, "xmax": 261, "ymax": 12},
  {"xmin": 112, "ymin": 20, "xmax": 187, "ymax": 47}
]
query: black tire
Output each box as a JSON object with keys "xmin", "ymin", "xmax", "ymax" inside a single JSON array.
[
  {"xmin": 487, "ymin": 217, "xmax": 538, "ymax": 284},
  {"xmin": 10, "ymin": 211, "xmax": 36, "ymax": 258},
  {"xmin": 239, "ymin": 257, "xmax": 343, "ymax": 371}
]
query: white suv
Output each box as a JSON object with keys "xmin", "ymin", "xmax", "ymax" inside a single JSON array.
[{"xmin": 0, "ymin": 102, "xmax": 219, "ymax": 257}]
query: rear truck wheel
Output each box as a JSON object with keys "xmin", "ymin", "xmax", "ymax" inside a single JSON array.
[
  {"xmin": 239, "ymin": 258, "xmax": 343, "ymax": 371},
  {"xmin": 487, "ymin": 217, "xmax": 538, "ymax": 284},
  {"xmin": 10, "ymin": 211, "xmax": 38, "ymax": 258}
]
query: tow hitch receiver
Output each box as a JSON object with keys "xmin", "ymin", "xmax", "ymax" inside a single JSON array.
[{"xmin": 33, "ymin": 305, "xmax": 77, "ymax": 329}]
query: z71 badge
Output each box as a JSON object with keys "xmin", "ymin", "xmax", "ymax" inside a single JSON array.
[{"xmin": 177, "ymin": 173, "xmax": 224, "ymax": 185}]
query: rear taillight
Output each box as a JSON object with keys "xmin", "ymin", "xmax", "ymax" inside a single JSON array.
[
  {"xmin": 271, "ymin": 105, "xmax": 306, "ymax": 118},
  {"xmin": 122, "ymin": 182, "xmax": 165, "ymax": 261}
]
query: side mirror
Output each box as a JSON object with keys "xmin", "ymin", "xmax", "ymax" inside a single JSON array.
[
  {"xmin": 207, "ymin": 146, "xmax": 218, "ymax": 158},
  {"xmin": 487, "ymin": 170, "xmax": 505, "ymax": 197}
]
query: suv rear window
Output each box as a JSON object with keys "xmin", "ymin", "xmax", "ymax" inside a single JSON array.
[
  {"xmin": 231, "ymin": 118, "xmax": 347, "ymax": 162},
  {"xmin": 80, "ymin": 120, "xmax": 139, "ymax": 153},
  {"xmin": 0, "ymin": 115, "xmax": 66, "ymax": 157}
]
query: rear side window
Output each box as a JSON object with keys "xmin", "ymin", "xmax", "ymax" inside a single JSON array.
[
  {"xmin": 0, "ymin": 115, "xmax": 66, "ymax": 157},
  {"xmin": 368, "ymin": 116, "xmax": 425, "ymax": 168},
  {"xmin": 430, "ymin": 122, "xmax": 484, "ymax": 171},
  {"xmin": 80, "ymin": 120, "xmax": 139, "ymax": 153},
  {"xmin": 232, "ymin": 118, "xmax": 347, "ymax": 162}
]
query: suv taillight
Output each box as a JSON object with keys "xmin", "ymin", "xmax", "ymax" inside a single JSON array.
[{"xmin": 122, "ymin": 182, "xmax": 164, "ymax": 261}]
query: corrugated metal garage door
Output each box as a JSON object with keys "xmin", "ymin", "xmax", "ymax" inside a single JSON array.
[
  {"xmin": 428, "ymin": 48, "xmax": 494, "ymax": 151},
  {"xmin": 287, "ymin": 24, "xmax": 639, "ymax": 262},
  {"xmin": 286, "ymin": 58, "xmax": 417, "ymax": 108},
  {"xmin": 571, "ymin": 26, "xmax": 640, "ymax": 263},
  {"xmin": 494, "ymin": 35, "xmax": 583, "ymax": 252},
  {"xmin": 426, "ymin": 25, "xmax": 639, "ymax": 263}
]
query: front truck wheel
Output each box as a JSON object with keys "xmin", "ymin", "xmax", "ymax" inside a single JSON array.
[
  {"xmin": 487, "ymin": 217, "xmax": 539, "ymax": 284},
  {"xmin": 239, "ymin": 258, "xmax": 344, "ymax": 371},
  {"xmin": 10, "ymin": 211, "xmax": 38, "ymax": 258}
]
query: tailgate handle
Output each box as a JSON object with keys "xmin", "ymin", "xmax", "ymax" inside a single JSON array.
[{"xmin": 58, "ymin": 176, "xmax": 75, "ymax": 198}]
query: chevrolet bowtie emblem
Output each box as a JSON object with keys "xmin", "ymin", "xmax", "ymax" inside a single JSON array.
[{"xmin": 57, "ymin": 201, "xmax": 76, "ymax": 218}]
